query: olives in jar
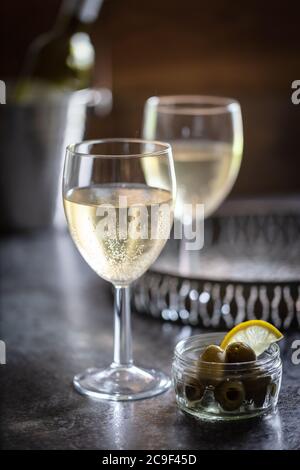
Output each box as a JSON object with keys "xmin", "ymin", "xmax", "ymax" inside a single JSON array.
[
  {"xmin": 225, "ymin": 342, "xmax": 256, "ymax": 363},
  {"xmin": 172, "ymin": 333, "xmax": 282, "ymax": 421},
  {"xmin": 214, "ymin": 379, "xmax": 245, "ymax": 411}
]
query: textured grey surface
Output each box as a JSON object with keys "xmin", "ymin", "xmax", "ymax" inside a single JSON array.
[{"xmin": 0, "ymin": 231, "xmax": 300, "ymax": 450}]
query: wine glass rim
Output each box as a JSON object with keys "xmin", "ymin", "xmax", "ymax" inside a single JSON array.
[
  {"xmin": 66, "ymin": 138, "xmax": 172, "ymax": 159},
  {"xmin": 146, "ymin": 95, "xmax": 240, "ymax": 115}
]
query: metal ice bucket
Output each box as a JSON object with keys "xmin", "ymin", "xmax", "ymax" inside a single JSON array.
[{"xmin": 0, "ymin": 88, "xmax": 111, "ymax": 232}]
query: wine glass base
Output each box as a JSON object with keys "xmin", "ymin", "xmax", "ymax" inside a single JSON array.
[{"xmin": 73, "ymin": 364, "xmax": 171, "ymax": 401}]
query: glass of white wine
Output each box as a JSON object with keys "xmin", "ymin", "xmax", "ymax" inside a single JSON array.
[
  {"xmin": 143, "ymin": 96, "xmax": 243, "ymax": 271},
  {"xmin": 63, "ymin": 138, "xmax": 176, "ymax": 400}
]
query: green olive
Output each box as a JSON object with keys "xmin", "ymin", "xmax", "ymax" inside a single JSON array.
[
  {"xmin": 197, "ymin": 345, "xmax": 225, "ymax": 387},
  {"xmin": 244, "ymin": 374, "xmax": 271, "ymax": 407},
  {"xmin": 200, "ymin": 345, "xmax": 226, "ymax": 363},
  {"xmin": 270, "ymin": 382, "xmax": 277, "ymax": 398},
  {"xmin": 214, "ymin": 379, "xmax": 245, "ymax": 411},
  {"xmin": 184, "ymin": 379, "xmax": 205, "ymax": 404},
  {"xmin": 225, "ymin": 342, "xmax": 256, "ymax": 363}
]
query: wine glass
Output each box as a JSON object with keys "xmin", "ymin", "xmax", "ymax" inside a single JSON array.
[
  {"xmin": 143, "ymin": 95, "xmax": 243, "ymax": 271},
  {"xmin": 63, "ymin": 138, "xmax": 176, "ymax": 400}
]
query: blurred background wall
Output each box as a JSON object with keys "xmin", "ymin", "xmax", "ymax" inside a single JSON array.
[{"xmin": 1, "ymin": 0, "xmax": 299, "ymax": 198}]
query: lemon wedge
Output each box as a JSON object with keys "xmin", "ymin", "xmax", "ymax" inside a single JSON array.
[{"xmin": 220, "ymin": 320, "xmax": 283, "ymax": 356}]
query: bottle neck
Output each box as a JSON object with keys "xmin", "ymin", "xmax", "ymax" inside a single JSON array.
[{"xmin": 56, "ymin": 0, "xmax": 103, "ymax": 34}]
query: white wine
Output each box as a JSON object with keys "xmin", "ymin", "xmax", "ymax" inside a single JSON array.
[
  {"xmin": 171, "ymin": 141, "xmax": 241, "ymax": 219},
  {"xmin": 143, "ymin": 140, "xmax": 241, "ymax": 220},
  {"xmin": 64, "ymin": 184, "xmax": 173, "ymax": 285}
]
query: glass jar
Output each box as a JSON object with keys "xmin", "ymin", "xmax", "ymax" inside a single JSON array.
[{"xmin": 172, "ymin": 332, "xmax": 282, "ymax": 421}]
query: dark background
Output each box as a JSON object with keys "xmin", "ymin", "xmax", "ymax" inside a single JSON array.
[{"xmin": 1, "ymin": 0, "xmax": 299, "ymax": 197}]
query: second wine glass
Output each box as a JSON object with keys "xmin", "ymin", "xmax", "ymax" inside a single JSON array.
[{"xmin": 143, "ymin": 95, "xmax": 243, "ymax": 271}]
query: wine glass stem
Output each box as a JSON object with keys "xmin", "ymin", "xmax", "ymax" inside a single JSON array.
[{"xmin": 113, "ymin": 286, "xmax": 133, "ymax": 367}]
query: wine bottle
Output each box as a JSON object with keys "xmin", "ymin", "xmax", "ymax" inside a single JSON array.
[{"xmin": 15, "ymin": 0, "xmax": 103, "ymax": 102}]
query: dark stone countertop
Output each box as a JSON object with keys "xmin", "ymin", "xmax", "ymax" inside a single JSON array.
[{"xmin": 0, "ymin": 230, "xmax": 300, "ymax": 450}]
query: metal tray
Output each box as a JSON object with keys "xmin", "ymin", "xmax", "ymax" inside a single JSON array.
[{"xmin": 132, "ymin": 203, "xmax": 300, "ymax": 330}]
